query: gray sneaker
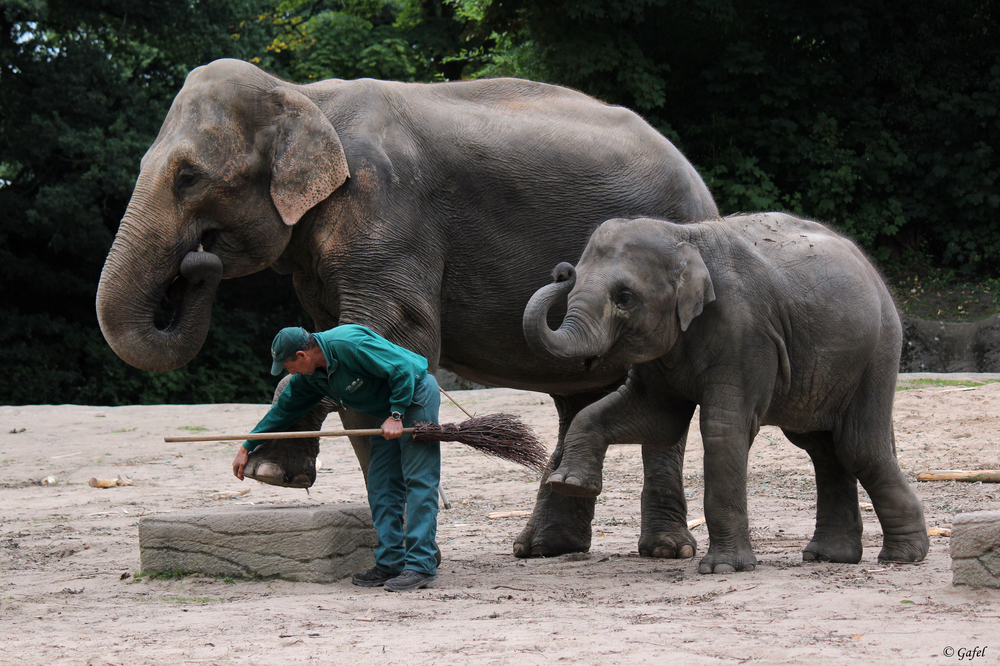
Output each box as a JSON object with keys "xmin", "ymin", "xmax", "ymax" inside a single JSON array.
[
  {"xmin": 352, "ymin": 566, "xmax": 394, "ymax": 587},
  {"xmin": 384, "ymin": 569, "xmax": 438, "ymax": 592}
]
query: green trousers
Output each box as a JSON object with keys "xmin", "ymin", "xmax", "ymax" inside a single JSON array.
[{"xmin": 367, "ymin": 374, "xmax": 441, "ymax": 575}]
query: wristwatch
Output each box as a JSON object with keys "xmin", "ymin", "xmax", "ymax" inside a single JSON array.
[{"xmin": 391, "ymin": 411, "xmax": 403, "ymax": 421}]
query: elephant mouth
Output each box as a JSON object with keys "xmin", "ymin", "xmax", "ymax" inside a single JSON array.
[
  {"xmin": 583, "ymin": 335, "xmax": 627, "ymax": 372},
  {"xmin": 153, "ymin": 247, "xmax": 223, "ymax": 332},
  {"xmin": 154, "ymin": 274, "xmax": 188, "ymax": 330}
]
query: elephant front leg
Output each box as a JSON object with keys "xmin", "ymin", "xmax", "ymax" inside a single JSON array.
[
  {"xmin": 514, "ymin": 481, "xmax": 596, "ymax": 558},
  {"xmin": 639, "ymin": 439, "xmax": 697, "ymax": 559},
  {"xmin": 514, "ymin": 391, "xmax": 608, "ymax": 558},
  {"xmin": 545, "ymin": 394, "xmax": 621, "ymax": 498},
  {"xmin": 697, "ymin": 408, "xmax": 757, "ymax": 574},
  {"xmin": 244, "ymin": 375, "xmax": 341, "ymax": 489}
]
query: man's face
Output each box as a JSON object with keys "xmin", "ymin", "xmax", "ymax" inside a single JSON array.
[{"xmin": 283, "ymin": 351, "xmax": 320, "ymax": 376}]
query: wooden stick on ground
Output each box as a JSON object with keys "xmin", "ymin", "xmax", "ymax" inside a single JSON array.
[
  {"xmin": 916, "ymin": 470, "xmax": 1000, "ymax": 483},
  {"xmin": 89, "ymin": 475, "xmax": 135, "ymax": 488},
  {"xmin": 488, "ymin": 510, "xmax": 533, "ymax": 519}
]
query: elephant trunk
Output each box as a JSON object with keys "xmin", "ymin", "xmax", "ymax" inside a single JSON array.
[
  {"xmin": 523, "ymin": 262, "xmax": 614, "ymax": 364},
  {"xmin": 96, "ymin": 192, "xmax": 223, "ymax": 372}
]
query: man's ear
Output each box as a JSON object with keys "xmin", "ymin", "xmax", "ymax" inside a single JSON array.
[{"xmin": 673, "ymin": 242, "xmax": 716, "ymax": 331}]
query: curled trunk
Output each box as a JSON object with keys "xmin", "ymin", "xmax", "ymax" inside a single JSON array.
[
  {"xmin": 522, "ymin": 262, "xmax": 614, "ymax": 362},
  {"xmin": 96, "ymin": 205, "xmax": 223, "ymax": 371}
]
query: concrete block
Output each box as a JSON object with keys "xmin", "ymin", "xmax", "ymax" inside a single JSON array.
[
  {"xmin": 951, "ymin": 510, "xmax": 1000, "ymax": 588},
  {"xmin": 139, "ymin": 503, "xmax": 376, "ymax": 583}
]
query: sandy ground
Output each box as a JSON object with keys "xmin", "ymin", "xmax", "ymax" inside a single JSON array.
[{"xmin": 2, "ymin": 374, "xmax": 999, "ymax": 665}]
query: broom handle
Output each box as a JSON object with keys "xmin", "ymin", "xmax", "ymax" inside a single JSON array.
[
  {"xmin": 164, "ymin": 427, "xmax": 416, "ymax": 443},
  {"xmin": 438, "ymin": 386, "xmax": 475, "ymax": 419},
  {"xmin": 164, "ymin": 386, "xmax": 473, "ymax": 443},
  {"xmin": 167, "ymin": 426, "xmax": 456, "ymax": 509}
]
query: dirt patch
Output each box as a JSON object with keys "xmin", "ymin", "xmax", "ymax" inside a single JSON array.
[{"xmin": 1, "ymin": 379, "xmax": 999, "ymax": 665}]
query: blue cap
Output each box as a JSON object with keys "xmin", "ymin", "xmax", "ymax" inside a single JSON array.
[{"xmin": 270, "ymin": 327, "xmax": 308, "ymax": 375}]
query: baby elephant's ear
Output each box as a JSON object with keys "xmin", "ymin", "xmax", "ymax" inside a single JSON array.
[{"xmin": 674, "ymin": 242, "xmax": 716, "ymax": 331}]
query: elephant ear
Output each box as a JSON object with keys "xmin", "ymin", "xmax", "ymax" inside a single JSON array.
[
  {"xmin": 673, "ymin": 242, "xmax": 716, "ymax": 332},
  {"xmin": 269, "ymin": 86, "xmax": 350, "ymax": 226}
]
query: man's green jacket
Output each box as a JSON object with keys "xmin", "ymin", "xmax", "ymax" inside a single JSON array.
[{"xmin": 244, "ymin": 324, "xmax": 429, "ymax": 452}]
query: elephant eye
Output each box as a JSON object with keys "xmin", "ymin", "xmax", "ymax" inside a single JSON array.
[
  {"xmin": 614, "ymin": 289, "xmax": 634, "ymax": 308},
  {"xmin": 175, "ymin": 168, "xmax": 201, "ymax": 191}
]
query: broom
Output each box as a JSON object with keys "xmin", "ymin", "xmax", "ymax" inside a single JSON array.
[{"xmin": 164, "ymin": 413, "xmax": 549, "ymax": 474}]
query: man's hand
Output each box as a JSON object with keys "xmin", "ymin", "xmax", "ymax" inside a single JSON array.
[
  {"xmin": 381, "ymin": 416, "xmax": 404, "ymax": 439},
  {"xmin": 233, "ymin": 446, "xmax": 249, "ymax": 480}
]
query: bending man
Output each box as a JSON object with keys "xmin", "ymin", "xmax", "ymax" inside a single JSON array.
[{"xmin": 233, "ymin": 324, "xmax": 441, "ymax": 592}]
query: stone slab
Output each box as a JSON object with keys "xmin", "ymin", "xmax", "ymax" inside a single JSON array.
[
  {"xmin": 139, "ymin": 503, "xmax": 376, "ymax": 583},
  {"xmin": 951, "ymin": 510, "xmax": 1000, "ymax": 588}
]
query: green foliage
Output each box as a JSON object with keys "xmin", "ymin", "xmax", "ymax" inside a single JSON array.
[
  {"xmin": 0, "ymin": 295, "xmax": 304, "ymax": 405},
  {"xmin": 0, "ymin": 0, "xmax": 283, "ymax": 406},
  {"xmin": 896, "ymin": 378, "xmax": 1000, "ymax": 391},
  {"xmin": 890, "ymin": 269, "xmax": 1000, "ymax": 322},
  {"xmin": 259, "ymin": 0, "xmax": 475, "ymax": 82},
  {"xmin": 5, "ymin": 0, "xmax": 1000, "ymax": 405},
  {"xmin": 476, "ymin": 0, "xmax": 1000, "ymax": 274}
]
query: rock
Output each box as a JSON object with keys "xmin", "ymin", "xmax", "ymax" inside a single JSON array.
[
  {"xmin": 900, "ymin": 313, "xmax": 1000, "ymax": 372},
  {"xmin": 139, "ymin": 503, "xmax": 376, "ymax": 583},
  {"xmin": 951, "ymin": 510, "xmax": 1000, "ymax": 588}
]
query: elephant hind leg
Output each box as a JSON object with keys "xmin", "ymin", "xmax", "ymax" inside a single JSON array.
[
  {"xmin": 839, "ymin": 428, "xmax": 928, "ymax": 563},
  {"xmin": 783, "ymin": 429, "xmax": 863, "ymax": 564},
  {"xmin": 830, "ymin": 389, "xmax": 928, "ymax": 563}
]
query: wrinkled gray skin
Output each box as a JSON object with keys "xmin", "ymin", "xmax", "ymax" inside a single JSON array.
[
  {"xmin": 524, "ymin": 213, "xmax": 929, "ymax": 573},
  {"xmin": 95, "ymin": 59, "xmax": 719, "ymax": 559}
]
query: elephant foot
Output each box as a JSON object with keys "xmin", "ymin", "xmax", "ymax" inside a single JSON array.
[
  {"xmin": 638, "ymin": 528, "xmax": 697, "ymax": 559},
  {"xmin": 513, "ymin": 516, "xmax": 592, "ymax": 558},
  {"xmin": 244, "ymin": 441, "xmax": 318, "ymax": 489},
  {"xmin": 877, "ymin": 531, "xmax": 929, "ymax": 563},
  {"xmin": 244, "ymin": 464, "xmax": 313, "ymax": 489},
  {"xmin": 546, "ymin": 463, "xmax": 603, "ymax": 498},
  {"xmin": 802, "ymin": 532, "xmax": 863, "ymax": 564},
  {"xmin": 512, "ymin": 490, "xmax": 595, "ymax": 559},
  {"xmin": 697, "ymin": 545, "xmax": 757, "ymax": 574}
]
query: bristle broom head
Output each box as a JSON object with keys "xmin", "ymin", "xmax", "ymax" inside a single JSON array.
[{"xmin": 412, "ymin": 413, "xmax": 549, "ymax": 474}]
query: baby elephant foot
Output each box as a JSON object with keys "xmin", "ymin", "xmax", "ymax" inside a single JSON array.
[
  {"xmin": 639, "ymin": 528, "xmax": 697, "ymax": 559},
  {"xmin": 802, "ymin": 532, "xmax": 863, "ymax": 564},
  {"xmin": 697, "ymin": 546, "xmax": 757, "ymax": 574},
  {"xmin": 877, "ymin": 531, "xmax": 930, "ymax": 563},
  {"xmin": 546, "ymin": 464, "xmax": 603, "ymax": 498}
]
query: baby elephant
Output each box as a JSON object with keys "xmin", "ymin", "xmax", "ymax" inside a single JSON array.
[{"xmin": 523, "ymin": 213, "xmax": 928, "ymax": 574}]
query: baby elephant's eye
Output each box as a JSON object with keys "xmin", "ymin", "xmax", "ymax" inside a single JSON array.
[{"xmin": 614, "ymin": 290, "xmax": 633, "ymax": 307}]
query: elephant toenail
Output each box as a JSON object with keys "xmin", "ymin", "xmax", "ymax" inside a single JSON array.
[{"xmin": 255, "ymin": 462, "xmax": 283, "ymax": 480}]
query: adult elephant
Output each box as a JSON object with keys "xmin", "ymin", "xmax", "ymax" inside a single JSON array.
[{"xmin": 95, "ymin": 58, "xmax": 719, "ymax": 560}]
